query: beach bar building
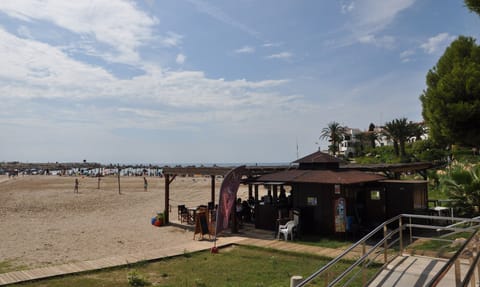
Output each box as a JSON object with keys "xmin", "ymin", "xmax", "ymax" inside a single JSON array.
[
  {"xmin": 161, "ymin": 151, "xmax": 432, "ymax": 237},
  {"xmin": 248, "ymin": 151, "xmax": 430, "ymax": 236}
]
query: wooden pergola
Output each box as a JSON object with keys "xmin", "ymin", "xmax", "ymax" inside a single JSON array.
[{"xmin": 161, "ymin": 165, "xmax": 290, "ymax": 224}]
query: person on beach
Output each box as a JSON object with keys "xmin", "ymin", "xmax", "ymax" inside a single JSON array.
[
  {"xmin": 74, "ymin": 178, "xmax": 79, "ymax": 193},
  {"xmin": 143, "ymin": 177, "xmax": 148, "ymax": 192}
]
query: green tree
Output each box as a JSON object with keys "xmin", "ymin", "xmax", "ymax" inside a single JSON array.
[
  {"xmin": 383, "ymin": 118, "xmax": 415, "ymax": 158},
  {"xmin": 465, "ymin": 0, "xmax": 480, "ymax": 16},
  {"xmin": 320, "ymin": 121, "xmax": 346, "ymax": 156},
  {"xmin": 420, "ymin": 36, "xmax": 480, "ymax": 148},
  {"xmin": 440, "ymin": 164, "xmax": 480, "ymax": 216}
]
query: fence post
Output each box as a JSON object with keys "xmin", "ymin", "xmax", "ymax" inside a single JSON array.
[
  {"xmin": 455, "ymin": 259, "xmax": 461, "ymax": 286},
  {"xmin": 362, "ymin": 241, "xmax": 367, "ymax": 286},
  {"xmin": 409, "ymin": 216, "xmax": 413, "ymax": 245},
  {"xmin": 476, "ymin": 235, "xmax": 480, "ymax": 287},
  {"xmin": 290, "ymin": 276, "xmax": 303, "ymax": 287},
  {"xmin": 470, "ymin": 256, "xmax": 475, "ymax": 287},
  {"xmin": 384, "ymin": 224, "xmax": 388, "ymax": 264},
  {"xmin": 399, "ymin": 216, "xmax": 403, "ymax": 255}
]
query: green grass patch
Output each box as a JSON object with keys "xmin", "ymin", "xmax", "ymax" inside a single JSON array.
[
  {"xmin": 296, "ymin": 236, "xmax": 351, "ymax": 249},
  {"xmin": 410, "ymin": 232, "xmax": 473, "ymax": 256},
  {"xmin": 15, "ymin": 245, "xmax": 379, "ymax": 287}
]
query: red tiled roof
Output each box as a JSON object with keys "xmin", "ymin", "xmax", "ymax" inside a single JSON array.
[{"xmin": 256, "ymin": 169, "xmax": 385, "ymax": 185}]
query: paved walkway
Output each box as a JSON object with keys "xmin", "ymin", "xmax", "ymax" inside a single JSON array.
[{"xmin": 368, "ymin": 255, "xmax": 471, "ymax": 287}]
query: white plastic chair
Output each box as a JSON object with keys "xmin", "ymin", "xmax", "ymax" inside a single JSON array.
[{"xmin": 278, "ymin": 220, "xmax": 296, "ymax": 241}]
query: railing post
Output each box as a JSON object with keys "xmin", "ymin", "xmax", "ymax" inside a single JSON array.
[
  {"xmin": 384, "ymin": 224, "xmax": 388, "ymax": 264},
  {"xmin": 470, "ymin": 256, "xmax": 475, "ymax": 287},
  {"xmin": 362, "ymin": 241, "xmax": 367, "ymax": 286},
  {"xmin": 409, "ymin": 216, "xmax": 413, "ymax": 245},
  {"xmin": 290, "ymin": 276, "xmax": 303, "ymax": 287},
  {"xmin": 476, "ymin": 236, "xmax": 480, "ymax": 287},
  {"xmin": 399, "ymin": 216, "xmax": 403, "ymax": 255},
  {"xmin": 455, "ymin": 259, "xmax": 462, "ymax": 287}
]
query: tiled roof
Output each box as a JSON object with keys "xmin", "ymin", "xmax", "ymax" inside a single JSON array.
[{"xmin": 256, "ymin": 169, "xmax": 385, "ymax": 185}]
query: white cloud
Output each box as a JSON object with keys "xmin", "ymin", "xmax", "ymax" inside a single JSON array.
[
  {"xmin": 0, "ymin": 28, "xmax": 298, "ymax": 129},
  {"xmin": 0, "ymin": 0, "xmax": 157, "ymax": 64},
  {"xmin": 266, "ymin": 52, "xmax": 292, "ymax": 60},
  {"xmin": 352, "ymin": 0, "xmax": 415, "ymax": 32},
  {"xmin": 334, "ymin": 0, "xmax": 415, "ymax": 48},
  {"xmin": 161, "ymin": 32, "xmax": 183, "ymax": 48},
  {"xmin": 358, "ymin": 34, "xmax": 395, "ymax": 48},
  {"xmin": 176, "ymin": 53, "xmax": 186, "ymax": 64},
  {"xmin": 400, "ymin": 49, "xmax": 415, "ymax": 62},
  {"xmin": 420, "ymin": 33, "xmax": 456, "ymax": 54},
  {"xmin": 234, "ymin": 46, "xmax": 255, "ymax": 54},
  {"xmin": 186, "ymin": 0, "xmax": 261, "ymax": 39},
  {"xmin": 262, "ymin": 42, "xmax": 282, "ymax": 48},
  {"xmin": 341, "ymin": 1, "xmax": 355, "ymax": 14}
]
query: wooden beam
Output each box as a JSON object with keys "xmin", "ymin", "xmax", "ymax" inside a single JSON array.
[
  {"xmin": 164, "ymin": 174, "xmax": 176, "ymax": 224},
  {"xmin": 210, "ymin": 175, "xmax": 216, "ymax": 204}
]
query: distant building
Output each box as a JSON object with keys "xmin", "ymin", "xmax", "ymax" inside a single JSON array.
[
  {"xmin": 339, "ymin": 127, "xmax": 362, "ymax": 157},
  {"xmin": 336, "ymin": 122, "xmax": 428, "ymax": 157}
]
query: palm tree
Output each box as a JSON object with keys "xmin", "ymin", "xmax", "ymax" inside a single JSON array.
[
  {"xmin": 320, "ymin": 121, "xmax": 346, "ymax": 156},
  {"xmin": 383, "ymin": 118, "xmax": 414, "ymax": 158},
  {"xmin": 441, "ymin": 164, "xmax": 480, "ymax": 216}
]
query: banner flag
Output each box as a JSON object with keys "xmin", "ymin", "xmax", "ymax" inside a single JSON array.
[{"xmin": 215, "ymin": 166, "xmax": 246, "ymax": 237}]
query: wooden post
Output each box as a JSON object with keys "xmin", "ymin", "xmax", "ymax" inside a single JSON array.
[
  {"xmin": 273, "ymin": 185, "xmax": 278, "ymax": 203},
  {"xmin": 117, "ymin": 167, "xmax": 121, "ymax": 195},
  {"xmin": 383, "ymin": 224, "xmax": 389, "ymax": 264},
  {"xmin": 455, "ymin": 259, "xmax": 461, "ymax": 286},
  {"xmin": 254, "ymin": 184, "xmax": 259, "ymax": 202},
  {"xmin": 164, "ymin": 174, "xmax": 176, "ymax": 225},
  {"xmin": 248, "ymin": 184, "xmax": 253, "ymax": 200},
  {"xmin": 399, "ymin": 217, "xmax": 403, "ymax": 255},
  {"xmin": 165, "ymin": 175, "xmax": 170, "ymax": 224},
  {"xmin": 211, "ymin": 175, "xmax": 215, "ymax": 204},
  {"xmin": 362, "ymin": 241, "xmax": 367, "ymax": 286}
]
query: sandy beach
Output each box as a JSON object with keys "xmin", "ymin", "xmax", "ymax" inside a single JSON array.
[{"xmin": 0, "ymin": 174, "xmax": 249, "ymax": 270}]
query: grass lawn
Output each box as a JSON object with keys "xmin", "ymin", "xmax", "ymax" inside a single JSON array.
[
  {"xmin": 408, "ymin": 232, "xmax": 473, "ymax": 257},
  {"xmin": 15, "ymin": 245, "xmax": 378, "ymax": 287},
  {"xmin": 295, "ymin": 236, "xmax": 352, "ymax": 249}
]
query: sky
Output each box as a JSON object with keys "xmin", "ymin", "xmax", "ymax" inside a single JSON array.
[{"xmin": 0, "ymin": 0, "xmax": 479, "ymax": 165}]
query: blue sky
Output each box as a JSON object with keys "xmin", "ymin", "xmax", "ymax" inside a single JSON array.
[{"xmin": 0, "ymin": 0, "xmax": 479, "ymax": 164}]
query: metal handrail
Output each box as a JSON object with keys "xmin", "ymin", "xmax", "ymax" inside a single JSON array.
[
  {"xmin": 461, "ymin": 239, "xmax": 480, "ymax": 287},
  {"xmin": 297, "ymin": 214, "xmax": 480, "ymax": 287},
  {"xmin": 297, "ymin": 215, "xmax": 401, "ymax": 286},
  {"xmin": 425, "ymin": 228, "xmax": 479, "ymax": 286}
]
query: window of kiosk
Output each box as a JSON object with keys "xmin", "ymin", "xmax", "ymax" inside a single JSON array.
[{"xmin": 370, "ymin": 190, "xmax": 381, "ymax": 200}]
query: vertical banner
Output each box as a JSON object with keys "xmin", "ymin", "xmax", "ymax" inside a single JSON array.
[
  {"xmin": 215, "ymin": 166, "xmax": 246, "ymax": 236},
  {"xmin": 334, "ymin": 197, "xmax": 346, "ymax": 233}
]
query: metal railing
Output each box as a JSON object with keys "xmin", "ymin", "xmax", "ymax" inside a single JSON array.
[{"xmin": 296, "ymin": 214, "xmax": 480, "ymax": 287}]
